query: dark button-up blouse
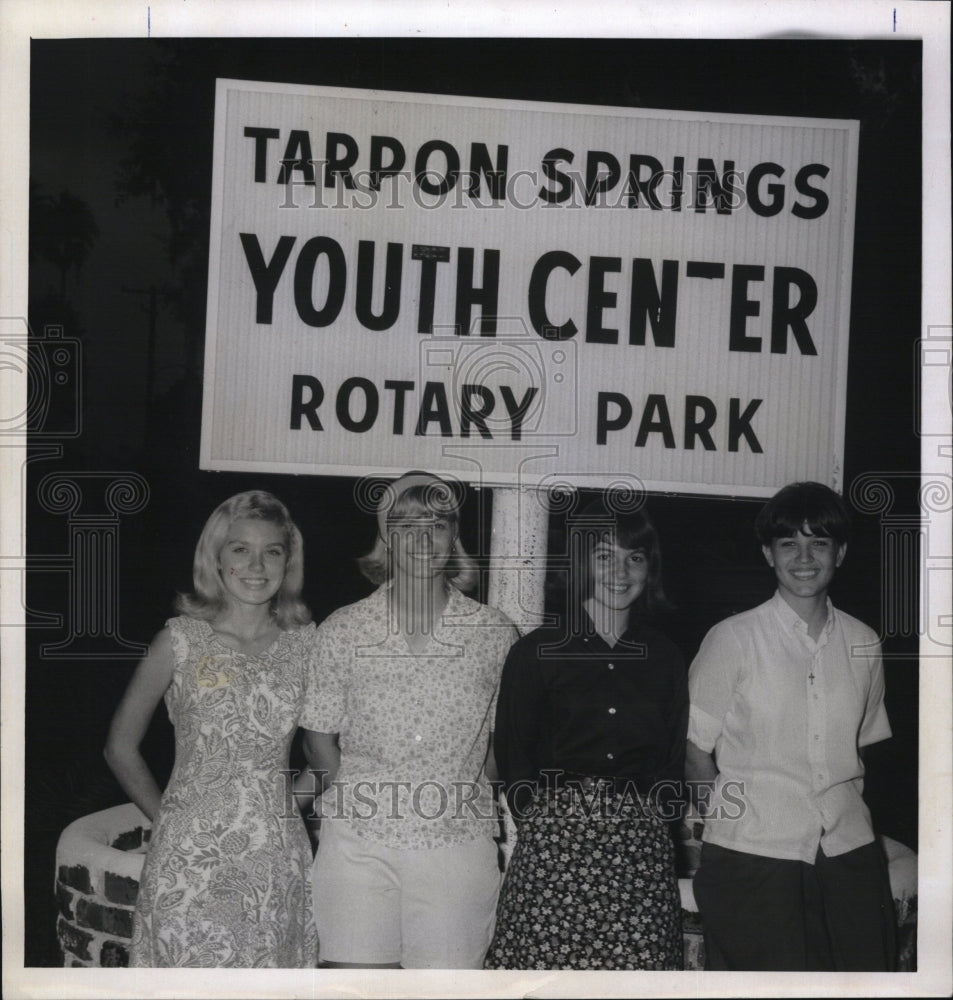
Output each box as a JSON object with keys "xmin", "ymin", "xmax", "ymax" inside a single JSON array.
[{"xmin": 493, "ymin": 612, "xmax": 689, "ymax": 819}]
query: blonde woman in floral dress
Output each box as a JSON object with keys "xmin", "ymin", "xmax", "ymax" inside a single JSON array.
[{"xmin": 105, "ymin": 491, "xmax": 318, "ymax": 967}]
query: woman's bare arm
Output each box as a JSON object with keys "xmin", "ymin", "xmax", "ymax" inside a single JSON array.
[{"xmin": 104, "ymin": 629, "xmax": 176, "ymax": 820}]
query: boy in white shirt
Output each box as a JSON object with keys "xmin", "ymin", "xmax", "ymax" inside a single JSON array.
[{"xmin": 686, "ymin": 481, "xmax": 895, "ymax": 971}]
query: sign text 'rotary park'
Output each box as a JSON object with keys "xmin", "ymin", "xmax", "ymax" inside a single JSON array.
[{"xmin": 201, "ymin": 79, "xmax": 858, "ymax": 495}]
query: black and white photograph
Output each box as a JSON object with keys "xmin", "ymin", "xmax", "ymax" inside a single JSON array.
[{"xmin": 1, "ymin": 2, "xmax": 950, "ymax": 997}]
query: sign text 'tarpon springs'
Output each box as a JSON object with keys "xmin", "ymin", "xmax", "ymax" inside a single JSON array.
[{"xmin": 201, "ymin": 79, "xmax": 858, "ymax": 495}]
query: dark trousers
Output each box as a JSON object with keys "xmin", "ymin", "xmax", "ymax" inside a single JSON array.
[{"xmin": 692, "ymin": 840, "xmax": 897, "ymax": 971}]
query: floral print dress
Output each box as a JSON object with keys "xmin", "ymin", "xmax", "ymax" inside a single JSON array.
[
  {"xmin": 129, "ymin": 616, "xmax": 318, "ymax": 967},
  {"xmin": 483, "ymin": 784, "xmax": 683, "ymax": 970}
]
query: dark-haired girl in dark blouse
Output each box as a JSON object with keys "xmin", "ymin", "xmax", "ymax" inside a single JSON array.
[{"xmin": 484, "ymin": 498, "xmax": 687, "ymax": 971}]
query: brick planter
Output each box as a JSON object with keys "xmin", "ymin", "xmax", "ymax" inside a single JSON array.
[
  {"xmin": 54, "ymin": 804, "xmax": 915, "ymax": 970},
  {"xmin": 55, "ymin": 802, "xmax": 151, "ymax": 967}
]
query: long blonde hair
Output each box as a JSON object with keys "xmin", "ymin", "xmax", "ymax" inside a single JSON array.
[{"xmin": 175, "ymin": 491, "xmax": 311, "ymax": 628}]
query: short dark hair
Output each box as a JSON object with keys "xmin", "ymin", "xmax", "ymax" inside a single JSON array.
[
  {"xmin": 567, "ymin": 496, "xmax": 671, "ymax": 616},
  {"xmin": 754, "ymin": 481, "xmax": 851, "ymax": 546}
]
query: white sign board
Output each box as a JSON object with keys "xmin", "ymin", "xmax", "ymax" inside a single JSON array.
[{"xmin": 201, "ymin": 79, "xmax": 858, "ymax": 496}]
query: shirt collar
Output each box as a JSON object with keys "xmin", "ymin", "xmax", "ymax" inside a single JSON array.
[
  {"xmin": 379, "ymin": 578, "xmax": 466, "ymax": 612},
  {"xmin": 770, "ymin": 589, "xmax": 835, "ymax": 637},
  {"xmin": 576, "ymin": 604, "xmax": 643, "ymax": 646}
]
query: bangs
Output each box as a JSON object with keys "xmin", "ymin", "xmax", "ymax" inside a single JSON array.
[
  {"xmin": 612, "ymin": 520, "xmax": 656, "ymax": 555},
  {"xmin": 578, "ymin": 515, "xmax": 657, "ymax": 558},
  {"xmin": 773, "ymin": 511, "xmax": 834, "ymax": 538},
  {"xmin": 387, "ymin": 483, "xmax": 459, "ymax": 523},
  {"xmin": 755, "ymin": 482, "xmax": 850, "ymax": 544}
]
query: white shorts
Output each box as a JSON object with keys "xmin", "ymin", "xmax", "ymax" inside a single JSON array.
[{"xmin": 312, "ymin": 818, "xmax": 501, "ymax": 968}]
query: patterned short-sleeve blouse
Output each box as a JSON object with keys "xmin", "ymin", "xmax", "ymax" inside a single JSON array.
[{"xmin": 301, "ymin": 585, "xmax": 518, "ymax": 850}]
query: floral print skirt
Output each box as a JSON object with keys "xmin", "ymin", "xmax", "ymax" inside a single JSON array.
[{"xmin": 484, "ymin": 783, "xmax": 683, "ymax": 970}]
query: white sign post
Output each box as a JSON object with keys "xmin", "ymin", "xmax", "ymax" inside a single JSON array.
[{"xmin": 201, "ymin": 78, "xmax": 859, "ymax": 626}]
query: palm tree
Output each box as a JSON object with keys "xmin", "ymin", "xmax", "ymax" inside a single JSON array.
[{"xmin": 30, "ymin": 187, "xmax": 100, "ymax": 300}]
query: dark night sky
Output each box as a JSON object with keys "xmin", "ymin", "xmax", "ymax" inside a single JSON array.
[{"xmin": 23, "ymin": 36, "xmax": 924, "ymax": 969}]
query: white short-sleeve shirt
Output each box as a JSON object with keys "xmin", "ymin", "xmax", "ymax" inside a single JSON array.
[
  {"xmin": 688, "ymin": 591, "xmax": 891, "ymax": 862},
  {"xmin": 301, "ymin": 584, "xmax": 518, "ymax": 850}
]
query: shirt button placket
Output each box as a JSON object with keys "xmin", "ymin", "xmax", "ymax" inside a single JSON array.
[
  {"xmin": 605, "ymin": 658, "xmax": 617, "ymax": 764},
  {"xmin": 806, "ymin": 651, "xmax": 825, "ymax": 788}
]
